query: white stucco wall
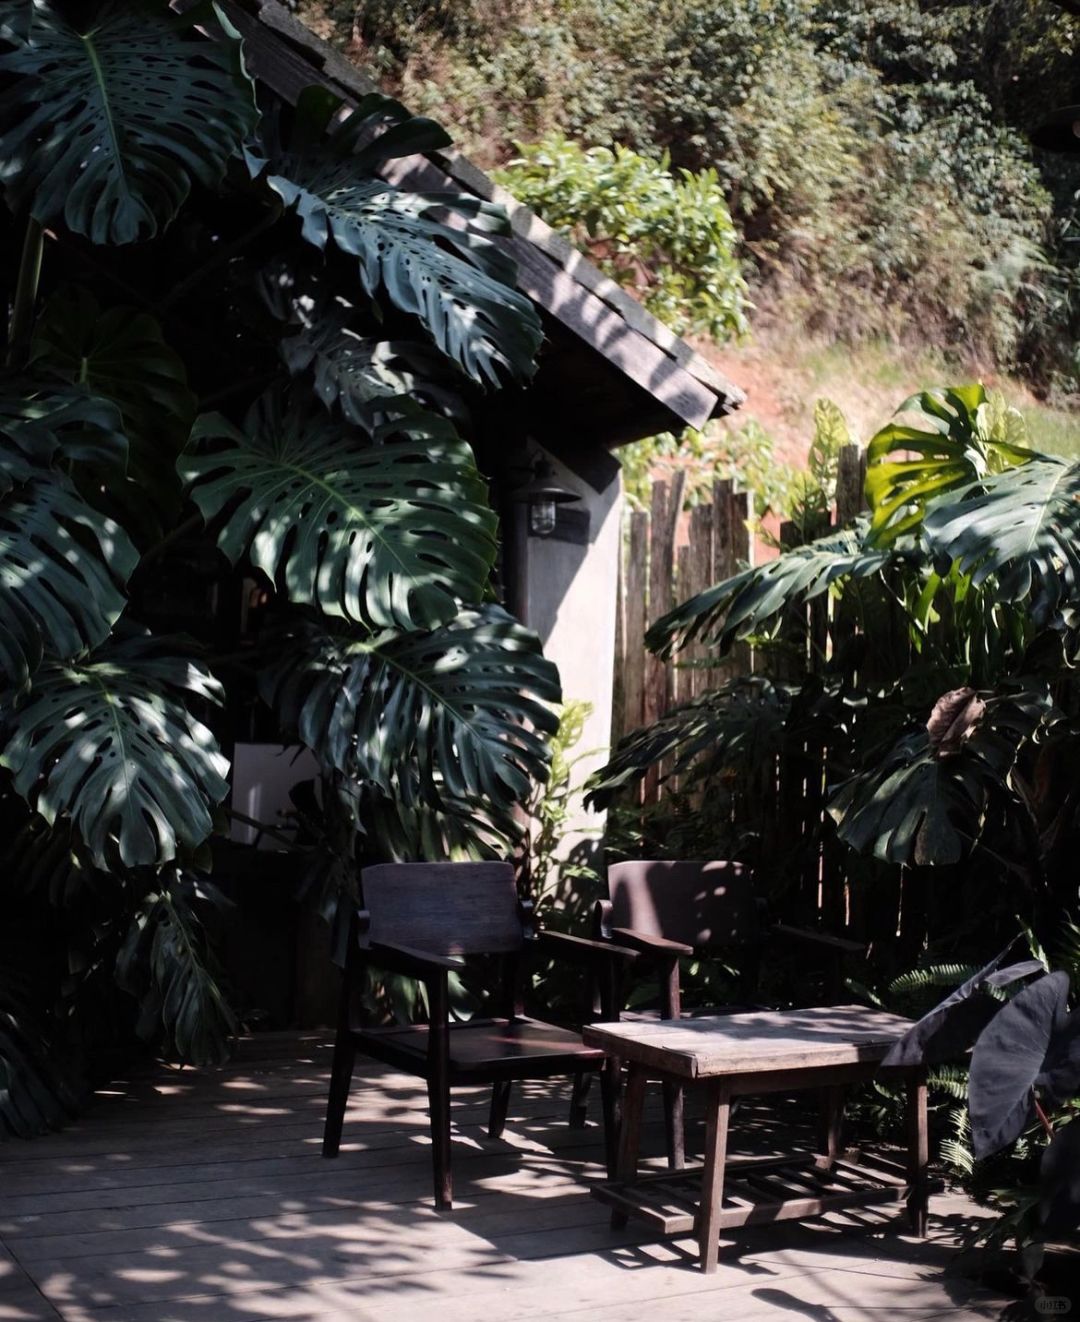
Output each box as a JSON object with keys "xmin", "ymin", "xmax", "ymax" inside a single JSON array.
[{"xmin": 523, "ymin": 448, "xmax": 623, "ymax": 869}]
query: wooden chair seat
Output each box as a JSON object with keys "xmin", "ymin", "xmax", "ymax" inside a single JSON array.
[
  {"xmin": 323, "ymin": 862, "xmax": 637, "ymax": 1208},
  {"xmin": 363, "ymin": 1016, "xmax": 610, "ymax": 1077}
]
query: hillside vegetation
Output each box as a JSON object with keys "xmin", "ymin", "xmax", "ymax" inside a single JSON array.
[{"xmin": 302, "ymin": 0, "xmax": 1080, "ymax": 398}]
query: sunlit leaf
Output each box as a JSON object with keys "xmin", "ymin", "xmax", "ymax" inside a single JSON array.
[
  {"xmin": 182, "ymin": 392, "xmax": 497, "ymax": 631},
  {"xmin": 0, "ymin": 0, "xmax": 258, "ymax": 243},
  {"xmin": 0, "ymin": 634, "xmax": 230, "ymax": 869}
]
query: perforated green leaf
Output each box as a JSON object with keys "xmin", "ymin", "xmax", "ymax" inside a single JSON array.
[
  {"xmin": 260, "ymin": 604, "xmax": 560, "ymax": 823},
  {"xmin": 922, "ymin": 457, "xmax": 1080, "ymax": 626},
  {"xmin": 31, "ymin": 287, "xmax": 195, "ymax": 531},
  {"xmin": 249, "ymin": 90, "xmax": 541, "ymax": 384},
  {"xmin": 647, "ymin": 525, "xmax": 896, "ymax": 659},
  {"xmin": 281, "ymin": 320, "xmax": 467, "ymax": 432},
  {"xmin": 0, "ymin": 635, "xmax": 230, "ymax": 869},
  {"xmin": 0, "ymin": 0, "xmax": 258, "ymax": 244},
  {"xmin": 0, "ymin": 380, "xmax": 126, "ymax": 492},
  {"xmin": 0, "ymin": 474, "xmax": 136, "ymax": 688},
  {"xmin": 586, "ymin": 676, "xmax": 792, "ymax": 809},
  {"xmin": 182, "ymin": 393, "xmax": 497, "ymax": 630},
  {"xmin": 866, "ymin": 386, "xmax": 1034, "ymax": 545}
]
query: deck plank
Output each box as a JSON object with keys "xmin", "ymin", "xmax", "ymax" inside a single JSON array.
[{"xmin": 0, "ymin": 1034, "xmax": 1010, "ymax": 1322}]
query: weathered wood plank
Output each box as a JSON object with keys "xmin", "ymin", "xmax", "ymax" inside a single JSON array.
[{"xmin": 583, "ymin": 1007, "xmax": 912, "ymax": 1079}]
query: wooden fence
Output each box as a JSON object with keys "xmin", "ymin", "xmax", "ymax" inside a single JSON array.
[
  {"xmin": 606, "ymin": 444, "xmax": 932, "ymax": 954},
  {"xmin": 612, "ymin": 444, "xmax": 867, "ymax": 740}
]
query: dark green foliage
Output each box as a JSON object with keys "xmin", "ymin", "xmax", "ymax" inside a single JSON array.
[
  {"xmin": 116, "ymin": 875, "xmax": 238, "ymax": 1065},
  {"xmin": 184, "ymin": 393, "xmax": 497, "ymax": 631},
  {"xmin": 646, "ymin": 526, "xmax": 896, "ymax": 660},
  {"xmin": 0, "ymin": 392, "xmax": 137, "ymax": 687},
  {"xmin": 249, "ymin": 89, "xmax": 542, "ymax": 384},
  {"xmin": 0, "ymin": 635, "xmax": 231, "ymax": 870},
  {"xmin": 30, "ymin": 288, "xmax": 197, "ymax": 534},
  {"xmin": 260, "ymin": 604, "xmax": 560, "ymax": 834},
  {"xmin": 0, "ymin": 0, "xmax": 258, "ymax": 244},
  {"xmin": 0, "ymin": 0, "xmax": 554, "ymax": 1121},
  {"xmin": 923, "ymin": 458, "xmax": 1080, "ymax": 624},
  {"xmin": 591, "ymin": 383, "xmax": 1080, "ymax": 888}
]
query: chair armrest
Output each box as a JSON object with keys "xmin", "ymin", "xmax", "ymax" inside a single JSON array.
[
  {"xmin": 610, "ymin": 927, "xmax": 694, "ymax": 958},
  {"xmin": 359, "ymin": 938, "xmax": 465, "ymax": 979},
  {"xmin": 534, "ymin": 928, "xmax": 639, "ymax": 968},
  {"xmin": 771, "ymin": 923, "xmax": 865, "ymax": 956}
]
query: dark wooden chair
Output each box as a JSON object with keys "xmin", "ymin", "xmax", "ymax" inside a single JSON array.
[
  {"xmin": 323, "ymin": 861, "xmax": 636, "ymax": 1209},
  {"xmin": 593, "ymin": 859, "xmax": 865, "ymax": 1167}
]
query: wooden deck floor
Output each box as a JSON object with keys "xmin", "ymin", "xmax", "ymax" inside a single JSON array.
[{"xmin": 0, "ymin": 1031, "xmax": 1011, "ymax": 1322}]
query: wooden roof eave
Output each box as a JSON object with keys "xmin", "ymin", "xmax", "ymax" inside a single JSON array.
[{"xmin": 219, "ymin": 0, "xmax": 745, "ymax": 440}]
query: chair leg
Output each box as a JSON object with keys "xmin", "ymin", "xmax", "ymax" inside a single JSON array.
[
  {"xmin": 322, "ymin": 1033, "xmax": 356, "ymax": 1158},
  {"xmin": 488, "ymin": 1079, "xmax": 513, "ymax": 1138},
  {"xmin": 428, "ymin": 1075, "xmax": 453, "ymax": 1210},
  {"xmin": 568, "ymin": 1069, "xmax": 592, "ymax": 1129},
  {"xmin": 662, "ymin": 1079, "xmax": 686, "ymax": 1170},
  {"xmin": 599, "ymin": 1061, "xmax": 620, "ymax": 1179}
]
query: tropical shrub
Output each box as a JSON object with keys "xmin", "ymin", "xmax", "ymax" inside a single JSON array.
[
  {"xmin": 495, "ymin": 135, "xmax": 749, "ymax": 342},
  {"xmin": 589, "ymin": 384, "xmax": 1080, "ymax": 954},
  {"xmin": 323, "ymin": 0, "xmax": 1070, "ymax": 379},
  {"xmin": 0, "ymin": 1, "xmax": 557, "ymax": 1135}
]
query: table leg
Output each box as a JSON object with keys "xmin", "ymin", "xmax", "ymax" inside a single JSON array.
[
  {"xmin": 818, "ymin": 1084, "xmax": 845, "ymax": 1161},
  {"xmin": 906, "ymin": 1068, "xmax": 928, "ymax": 1237},
  {"xmin": 698, "ymin": 1080, "xmax": 730, "ymax": 1273},
  {"xmin": 611, "ymin": 1062, "xmax": 647, "ymax": 1229}
]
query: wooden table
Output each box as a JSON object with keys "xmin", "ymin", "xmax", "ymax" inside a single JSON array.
[{"xmin": 583, "ymin": 1005, "xmax": 927, "ymax": 1273}]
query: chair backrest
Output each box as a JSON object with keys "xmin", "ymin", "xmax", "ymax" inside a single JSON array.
[
  {"xmin": 361, "ymin": 862, "xmax": 524, "ymax": 955},
  {"xmin": 607, "ymin": 860, "xmax": 759, "ymax": 950}
]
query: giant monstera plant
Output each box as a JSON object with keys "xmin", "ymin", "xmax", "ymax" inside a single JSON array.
[
  {"xmin": 0, "ymin": 0, "xmax": 556, "ymax": 1135},
  {"xmin": 590, "ymin": 384, "xmax": 1080, "ymax": 909}
]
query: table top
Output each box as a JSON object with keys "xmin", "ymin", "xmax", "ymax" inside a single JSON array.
[{"xmin": 581, "ymin": 1005, "xmax": 914, "ymax": 1080}]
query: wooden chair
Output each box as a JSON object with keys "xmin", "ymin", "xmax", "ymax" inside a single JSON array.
[
  {"xmin": 593, "ymin": 859, "xmax": 865, "ymax": 1167},
  {"xmin": 323, "ymin": 861, "xmax": 636, "ymax": 1209}
]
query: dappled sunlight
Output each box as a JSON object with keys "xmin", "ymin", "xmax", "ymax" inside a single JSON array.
[{"xmin": 0, "ymin": 1033, "xmax": 1012, "ymax": 1322}]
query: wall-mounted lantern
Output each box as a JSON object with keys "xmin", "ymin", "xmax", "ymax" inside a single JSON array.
[{"xmin": 511, "ymin": 455, "xmax": 586, "ymax": 540}]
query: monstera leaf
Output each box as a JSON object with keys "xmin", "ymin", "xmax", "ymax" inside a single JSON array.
[
  {"xmin": 183, "ymin": 393, "xmax": 497, "ymax": 631},
  {"xmin": 828, "ymin": 687, "xmax": 1054, "ymax": 866},
  {"xmin": 586, "ymin": 676, "xmax": 792, "ymax": 809},
  {"xmin": 647, "ymin": 526, "xmax": 896, "ymax": 659},
  {"xmin": 116, "ymin": 874, "xmax": 237, "ymax": 1065},
  {"xmin": 0, "ymin": 634, "xmax": 230, "ymax": 869},
  {"xmin": 866, "ymin": 386, "xmax": 1033, "ymax": 545},
  {"xmin": 922, "ymin": 456, "xmax": 1080, "ymax": 627},
  {"xmin": 0, "ymin": 379, "xmax": 126, "ymax": 492},
  {"xmin": 248, "ymin": 89, "xmax": 541, "ymax": 384},
  {"xmin": 282, "ymin": 320, "xmax": 468, "ymax": 432},
  {"xmin": 31, "ymin": 288, "xmax": 195, "ymax": 530},
  {"xmin": 260, "ymin": 604, "xmax": 560, "ymax": 824},
  {"xmin": 0, "ymin": 0, "xmax": 258, "ymax": 244},
  {"xmin": 0, "ymin": 474, "xmax": 137, "ymax": 688}
]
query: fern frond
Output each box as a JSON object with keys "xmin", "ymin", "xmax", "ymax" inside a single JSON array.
[{"xmin": 888, "ymin": 963, "xmax": 980, "ymax": 996}]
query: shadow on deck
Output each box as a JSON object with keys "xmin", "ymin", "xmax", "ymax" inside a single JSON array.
[{"xmin": 0, "ymin": 1031, "xmax": 1010, "ymax": 1322}]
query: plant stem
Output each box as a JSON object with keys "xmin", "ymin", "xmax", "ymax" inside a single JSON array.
[
  {"xmin": 224, "ymin": 808, "xmax": 300, "ymax": 850},
  {"xmin": 6, "ymin": 216, "xmax": 44, "ymax": 368}
]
